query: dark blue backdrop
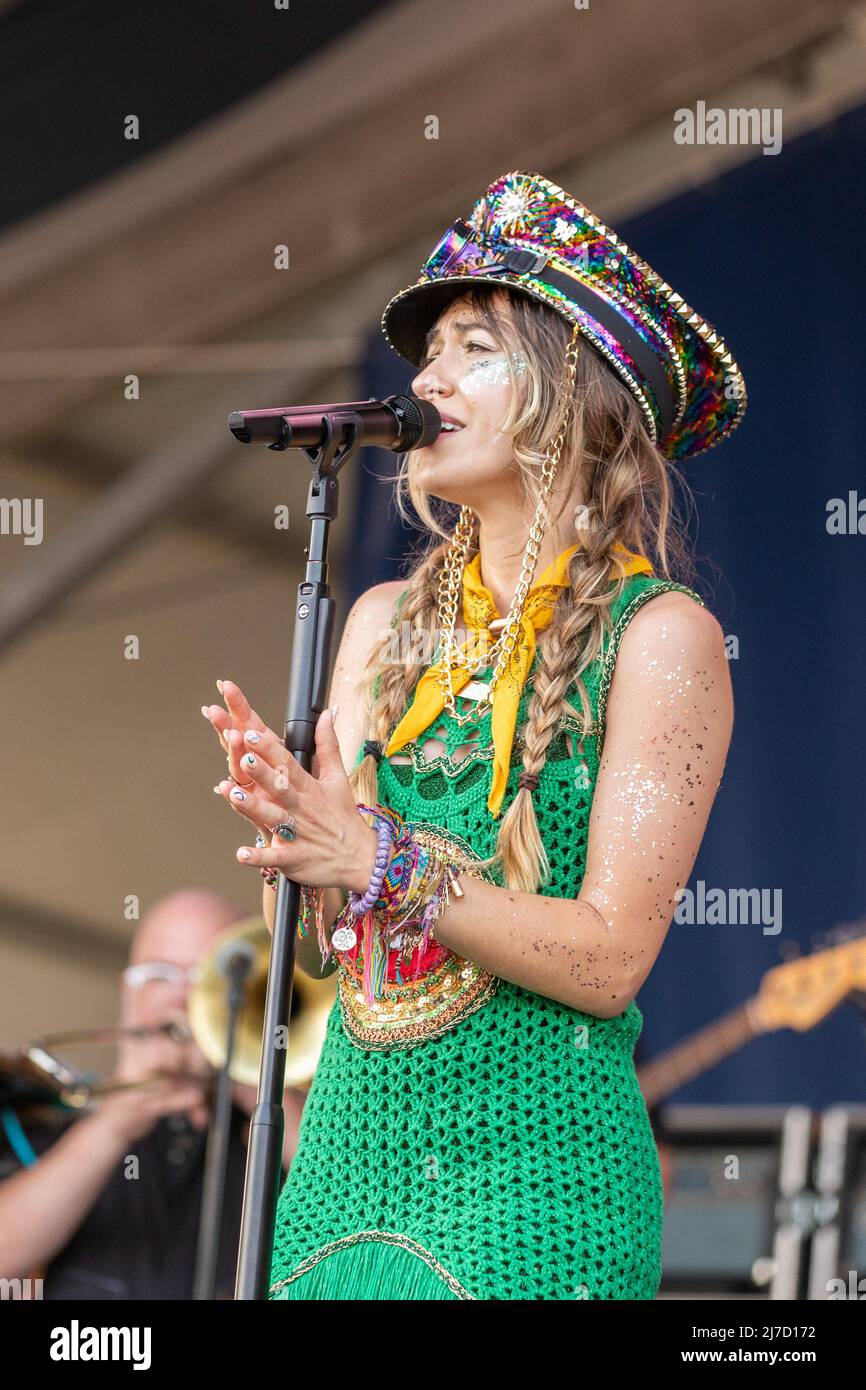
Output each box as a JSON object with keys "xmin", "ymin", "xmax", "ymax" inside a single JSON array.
[{"xmin": 351, "ymin": 104, "xmax": 866, "ymax": 1106}]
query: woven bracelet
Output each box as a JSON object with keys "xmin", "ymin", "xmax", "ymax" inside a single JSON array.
[{"xmin": 256, "ymin": 831, "xmax": 280, "ymax": 888}]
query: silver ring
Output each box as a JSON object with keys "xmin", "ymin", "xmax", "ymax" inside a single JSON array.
[{"xmin": 271, "ymin": 819, "xmax": 297, "ymax": 842}]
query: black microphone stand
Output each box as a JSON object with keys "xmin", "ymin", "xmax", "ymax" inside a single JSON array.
[
  {"xmin": 232, "ymin": 412, "xmax": 363, "ymax": 1300},
  {"xmin": 192, "ymin": 937, "xmax": 257, "ymax": 1300}
]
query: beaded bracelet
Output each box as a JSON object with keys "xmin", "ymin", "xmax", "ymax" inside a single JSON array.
[
  {"xmin": 335, "ymin": 813, "xmax": 489, "ymax": 1005},
  {"xmin": 329, "ymin": 848, "xmax": 462, "ymax": 1003},
  {"xmin": 346, "ymin": 805, "xmax": 401, "ymax": 915},
  {"xmin": 329, "ymin": 803, "xmax": 459, "ymax": 931},
  {"xmin": 256, "ymin": 806, "xmax": 464, "ymax": 983}
]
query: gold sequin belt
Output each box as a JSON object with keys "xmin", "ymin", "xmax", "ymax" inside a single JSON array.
[{"xmin": 339, "ymin": 948, "xmax": 498, "ymax": 1050}]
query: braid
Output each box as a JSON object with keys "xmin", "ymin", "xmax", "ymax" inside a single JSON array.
[{"xmin": 489, "ymin": 546, "xmax": 623, "ymax": 893}]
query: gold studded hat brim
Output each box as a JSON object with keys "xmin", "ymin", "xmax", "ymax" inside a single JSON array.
[{"xmin": 380, "ymin": 170, "xmax": 747, "ymax": 462}]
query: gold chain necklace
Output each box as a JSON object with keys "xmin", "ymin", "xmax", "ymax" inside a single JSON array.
[{"xmin": 434, "ymin": 326, "xmax": 582, "ymax": 730}]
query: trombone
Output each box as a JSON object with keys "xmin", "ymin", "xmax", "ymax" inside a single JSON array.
[
  {"xmin": 6, "ymin": 916, "xmax": 336, "ymax": 1111},
  {"xmin": 21, "ymin": 1020, "xmax": 196, "ymax": 1109}
]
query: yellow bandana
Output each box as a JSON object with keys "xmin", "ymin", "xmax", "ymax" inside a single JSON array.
[{"xmin": 384, "ymin": 541, "xmax": 654, "ymax": 818}]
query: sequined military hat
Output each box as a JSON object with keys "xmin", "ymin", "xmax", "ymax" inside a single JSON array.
[{"xmin": 381, "ymin": 170, "xmax": 747, "ymax": 462}]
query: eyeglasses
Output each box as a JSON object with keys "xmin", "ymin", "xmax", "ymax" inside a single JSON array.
[{"xmin": 122, "ymin": 962, "xmax": 198, "ymax": 989}]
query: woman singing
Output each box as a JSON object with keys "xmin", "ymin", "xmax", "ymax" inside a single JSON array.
[{"xmin": 203, "ymin": 171, "xmax": 746, "ymax": 1300}]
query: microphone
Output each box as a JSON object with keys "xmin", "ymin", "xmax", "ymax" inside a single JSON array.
[{"xmin": 227, "ymin": 394, "xmax": 441, "ymax": 452}]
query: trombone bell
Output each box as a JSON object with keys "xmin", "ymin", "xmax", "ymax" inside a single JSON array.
[{"xmin": 187, "ymin": 915, "xmax": 336, "ymax": 1090}]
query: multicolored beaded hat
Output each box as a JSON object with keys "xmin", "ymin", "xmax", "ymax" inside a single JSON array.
[{"xmin": 380, "ymin": 170, "xmax": 747, "ymax": 461}]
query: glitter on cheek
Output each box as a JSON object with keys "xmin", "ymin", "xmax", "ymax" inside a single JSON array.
[{"xmin": 456, "ymin": 351, "xmax": 527, "ymax": 398}]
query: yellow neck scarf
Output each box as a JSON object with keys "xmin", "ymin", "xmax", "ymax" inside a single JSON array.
[{"xmin": 384, "ymin": 540, "xmax": 654, "ymax": 818}]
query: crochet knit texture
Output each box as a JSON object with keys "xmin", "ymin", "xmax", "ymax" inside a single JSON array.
[{"xmin": 269, "ymin": 572, "xmax": 702, "ymax": 1300}]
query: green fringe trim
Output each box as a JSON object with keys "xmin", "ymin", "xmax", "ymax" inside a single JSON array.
[{"xmin": 270, "ymin": 1233, "xmax": 470, "ymax": 1301}]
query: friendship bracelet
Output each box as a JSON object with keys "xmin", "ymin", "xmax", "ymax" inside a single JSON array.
[
  {"xmin": 250, "ymin": 833, "xmax": 368, "ymax": 969},
  {"xmin": 299, "ymin": 883, "xmax": 331, "ymax": 960},
  {"xmin": 372, "ymin": 827, "xmax": 424, "ymax": 917},
  {"xmin": 327, "ymin": 851, "xmax": 464, "ymax": 1001},
  {"xmin": 394, "ymin": 853, "xmax": 459, "ymax": 939},
  {"xmin": 256, "ymin": 831, "xmax": 281, "ymax": 888},
  {"xmin": 381, "ymin": 845, "xmax": 442, "ymax": 939},
  {"xmin": 254, "ymin": 832, "xmax": 325, "ymax": 952},
  {"xmin": 286, "ymin": 805, "xmax": 485, "ymax": 1000},
  {"xmin": 255, "ymin": 802, "xmax": 468, "ymax": 992}
]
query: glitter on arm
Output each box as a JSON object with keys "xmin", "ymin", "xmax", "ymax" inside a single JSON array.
[{"xmin": 577, "ymin": 592, "xmax": 734, "ymax": 1000}]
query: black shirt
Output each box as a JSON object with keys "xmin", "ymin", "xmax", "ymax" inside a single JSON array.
[{"xmin": 0, "ymin": 1104, "xmax": 256, "ymax": 1299}]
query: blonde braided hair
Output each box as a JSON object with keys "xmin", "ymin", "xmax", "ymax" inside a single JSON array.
[
  {"xmin": 349, "ymin": 538, "xmax": 448, "ymax": 810},
  {"xmin": 351, "ymin": 285, "xmax": 697, "ymax": 892}
]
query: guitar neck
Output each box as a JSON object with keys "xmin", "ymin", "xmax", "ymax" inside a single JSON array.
[{"xmin": 636, "ymin": 1001, "xmax": 761, "ymax": 1105}]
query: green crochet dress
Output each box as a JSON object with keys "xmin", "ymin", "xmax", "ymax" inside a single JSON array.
[{"xmin": 269, "ymin": 571, "xmax": 703, "ymax": 1301}]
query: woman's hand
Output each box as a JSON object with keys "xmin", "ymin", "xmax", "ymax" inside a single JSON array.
[
  {"xmin": 202, "ymin": 679, "xmax": 282, "ymax": 843},
  {"xmin": 204, "ymin": 678, "xmax": 378, "ymax": 896}
]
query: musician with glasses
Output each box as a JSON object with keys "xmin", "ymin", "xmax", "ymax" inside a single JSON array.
[{"xmin": 0, "ymin": 888, "xmax": 304, "ymax": 1300}]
